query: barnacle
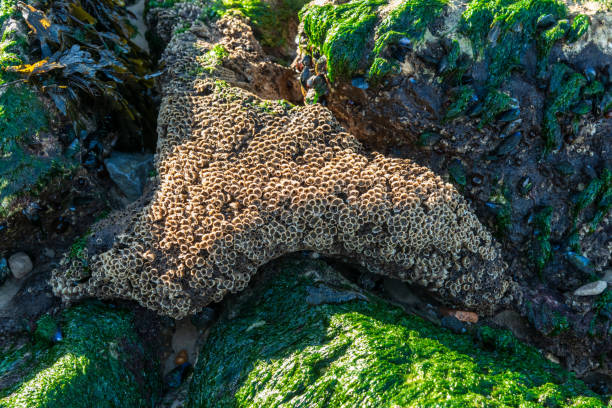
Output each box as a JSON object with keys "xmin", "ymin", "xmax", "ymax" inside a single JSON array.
[{"xmin": 50, "ymin": 17, "xmax": 517, "ymax": 319}]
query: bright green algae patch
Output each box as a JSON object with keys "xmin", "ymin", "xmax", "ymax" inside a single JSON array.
[
  {"xmin": 0, "ymin": 302, "xmax": 160, "ymax": 408},
  {"xmin": 299, "ymin": 0, "xmax": 446, "ymax": 82},
  {"xmin": 187, "ymin": 259, "xmax": 605, "ymax": 407}
]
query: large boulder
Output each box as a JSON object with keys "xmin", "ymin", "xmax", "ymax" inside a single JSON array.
[
  {"xmin": 187, "ymin": 258, "xmax": 606, "ymax": 407},
  {"xmin": 0, "ymin": 302, "xmax": 160, "ymax": 407},
  {"xmin": 51, "ymin": 16, "xmax": 518, "ymax": 319},
  {"xmin": 295, "ymin": 0, "xmax": 611, "ymax": 282}
]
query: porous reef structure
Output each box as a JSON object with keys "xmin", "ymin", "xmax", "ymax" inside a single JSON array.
[{"xmin": 51, "ymin": 16, "xmax": 518, "ymax": 319}]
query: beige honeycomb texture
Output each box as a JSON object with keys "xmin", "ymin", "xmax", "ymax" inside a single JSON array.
[{"xmin": 50, "ymin": 17, "xmax": 518, "ymax": 318}]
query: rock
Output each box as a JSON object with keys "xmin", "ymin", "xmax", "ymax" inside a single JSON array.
[
  {"xmin": 382, "ymin": 278, "xmax": 420, "ymax": 306},
  {"xmin": 305, "ymin": 285, "xmax": 366, "ymax": 305},
  {"xmin": 440, "ymin": 307, "xmax": 479, "ymax": 323},
  {"xmin": 492, "ymin": 309, "xmax": 531, "ymax": 341},
  {"xmin": 573, "ymin": 280, "xmax": 607, "ymax": 296},
  {"xmin": 602, "ymin": 270, "xmax": 612, "ymax": 285},
  {"xmin": 104, "ymin": 152, "xmax": 154, "ymax": 201},
  {"xmin": 186, "ymin": 258, "xmax": 604, "ymax": 407},
  {"xmin": 440, "ymin": 315, "xmax": 466, "ymax": 334},
  {"xmin": 0, "ymin": 258, "xmax": 10, "ymax": 286},
  {"xmin": 8, "ymin": 252, "xmax": 33, "ymax": 279},
  {"xmin": 190, "ymin": 307, "xmax": 216, "ymax": 329},
  {"xmin": 42, "ymin": 248, "xmax": 55, "ymax": 258},
  {"xmin": 0, "ymin": 302, "xmax": 159, "ymax": 407}
]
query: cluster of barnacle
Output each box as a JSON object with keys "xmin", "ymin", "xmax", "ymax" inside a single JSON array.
[{"xmin": 50, "ymin": 17, "xmax": 516, "ymax": 319}]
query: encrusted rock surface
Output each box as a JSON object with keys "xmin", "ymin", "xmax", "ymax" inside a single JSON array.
[
  {"xmin": 50, "ymin": 16, "xmax": 517, "ymax": 319},
  {"xmin": 295, "ymin": 0, "xmax": 612, "ymax": 291}
]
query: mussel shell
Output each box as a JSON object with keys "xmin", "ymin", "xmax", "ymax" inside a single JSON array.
[
  {"xmin": 497, "ymin": 108, "xmax": 521, "ymax": 123},
  {"xmin": 536, "ymin": 14, "xmax": 556, "ymax": 29},
  {"xmin": 351, "ymin": 77, "xmax": 369, "ymax": 90},
  {"xmin": 571, "ymin": 100, "xmax": 591, "ymax": 115},
  {"xmin": 564, "ymin": 251, "xmax": 595, "ymax": 274},
  {"xmin": 499, "ymin": 119, "xmax": 522, "ymax": 139},
  {"xmin": 417, "ymin": 131, "xmax": 442, "ymax": 147},
  {"xmin": 518, "ymin": 176, "xmax": 533, "ymax": 195}
]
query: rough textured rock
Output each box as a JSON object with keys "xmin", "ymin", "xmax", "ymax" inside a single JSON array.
[
  {"xmin": 104, "ymin": 152, "xmax": 154, "ymax": 201},
  {"xmin": 50, "ymin": 16, "xmax": 518, "ymax": 319},
  {"xmin": 7, "ymin": 252, "xmax": 32, "ymax": 279},
  {"xmin": 0, "ymin": 302, "xmax": 160, "ymax": 407},
  {"xmin": 295, "ymin": 0, "xmax": 612, "ymax": 293},
  {"xmin": 187, "ymin": 258, "xmax": 606, "ymax": 407}
]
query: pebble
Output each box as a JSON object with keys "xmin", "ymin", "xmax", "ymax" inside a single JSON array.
[
  {"xmin": 43, "ymin": 248, "xmax": 55, "ymax": 258},
  {"xmin": 174, "ymin": 349, "xmax": 188, "ymax": 365},
  {"xmin": 8, "ymin": 252, "xmax": 33, "ymax": 279},
  {"xmin": 441, "ymin": 315, "xmax": 466, "ymax": 334},
  {"xmin": 573, "ymin": 280, "xmax": 607, "ymax": 296},
  {"xmin": 440, "ymin": 308, "xmax": 478, "ymax": 323}
]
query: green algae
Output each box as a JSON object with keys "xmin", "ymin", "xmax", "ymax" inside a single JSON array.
[
  {"xmin": 300, "ymin": 0, "xmax": 444, "ymax": 82},
  {"xmin": 543, "ymin": 70, "xmax": 586, "ymax": 153},
  {"xmin": 530, "ymin": 205, "xmax": 553, "ymax": 274},
  {"xmin": 459, "ymin": 0, "xmax": 568, "ymax": 85},
  {"xmin": 187, "ymin": 258, "xmax": 606, "ymax": 407},
  {"xmin": 0, "ymin": 302, "xmax": 160, "ymax": 407},
  {"xmin": 445, "ymin": 85, "xmax": 476, "ymax": 120}
]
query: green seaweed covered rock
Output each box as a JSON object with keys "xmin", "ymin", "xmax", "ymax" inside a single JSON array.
[
  {"xmin": 187, "ymin": 258, "xmax": 607, "ymax": 407},
  {"xmin": 0, "ymin": 302, "xmax": 160, "ymax": 408}
]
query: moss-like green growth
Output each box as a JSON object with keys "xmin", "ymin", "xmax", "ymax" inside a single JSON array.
[
  {"xmin": 530, "ymin": 205, "xmax": 553, "ymax": 274},
  {"xmin": 459, "ymin": 0, "xmax": 568, "ymax": 85},
  {"xmin": 445, "ymin": 85, "xmax": 476, "ymax": 121},
  {"xmin": 300, "ymin": 0, "xmax": 445, "ymax": 82},
  {"xmin": 488, "ymin": 180, "xmax": 512, "ymax": 237},
  {"xmin": 187, "ymin": 258, "xmax": 606, "ymax": 407},
  {"xmin": 0, "ymin": 302, "xmax": 160, "ymax": 407},
  {"xmin": 193, "ymin": 44, "xmax": 229, "ymax": 75}
]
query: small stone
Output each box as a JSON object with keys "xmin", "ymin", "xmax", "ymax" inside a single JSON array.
[
  {"xmin": 43, "ymin": 248, "xmax": 55, "ymax": 258},
  {"xmin": 602, "ymin": 270, "xmax": 612, "ymax": 284},
  {"xmin": 351, "ymin": 77, "xmax": 369, "ymax": 89},
  {"xmin": 8, "ymin": 252, "xmax": 33, "ymax": 279},
  {"xmin": 174, "ymin": 349, "xmax": 188, "ymax": 365},
  {"xmin": 0, "ymin": 258, "xmax": 10, "ymax": 286},
  {"xmin": 441, "ymin": 315, "xmax": 466, "ymax": 334},
  {"xmin": 440, "ymin": 308, "xmax": 478, "ymax": 323},
  {"xmin": 573, "ymin": 280, "xmax": 607, "ymax": 296},
  {"xmin": 104, "ymin": 152, "xmax": 154, "ymax": 201}
]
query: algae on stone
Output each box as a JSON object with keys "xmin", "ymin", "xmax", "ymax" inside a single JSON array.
[
  {"xmin": 0, "ymin": 302, "xmax": 160, "ymax": 408},
  {"xmin": 300, "ymin": 0, "xmax": 445, "ymax": 82},
  {"xmin": 187, "ymin": 258, "xmax": 606, "ymax": 407}
]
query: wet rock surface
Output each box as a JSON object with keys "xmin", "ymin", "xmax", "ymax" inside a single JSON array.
[
  {"xmin": 104, "ymin": 152, "xmax": 154, "ymax": 201},
  {"xmin": 7, "ymin": 252, "xmax": 32, "ymax": 280}
]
